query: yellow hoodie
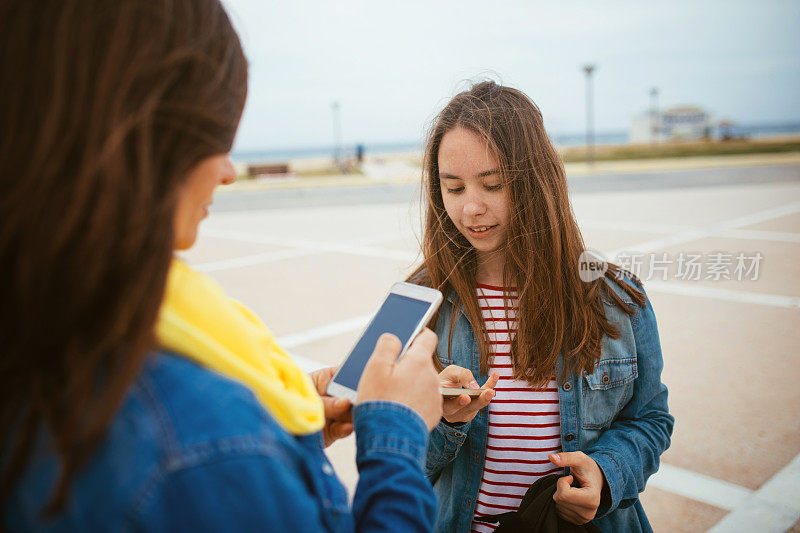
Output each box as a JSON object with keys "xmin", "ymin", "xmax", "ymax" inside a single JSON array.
[{"xmin": 155, "ymin": 259, "xmax": 324, "ymax": 435}]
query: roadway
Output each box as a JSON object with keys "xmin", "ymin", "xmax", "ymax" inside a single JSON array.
[{"xmin": 211, "ymin": 163, "xmax": 800, "ymax": 211}]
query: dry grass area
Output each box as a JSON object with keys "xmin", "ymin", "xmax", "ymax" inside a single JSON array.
[
  {"xmin": 560, "ymin": 136, "xmax": 800, "ymax": 163},
  {"xmin": 237, "ymin": 136, "xmax": 800, "ymax": 181}
]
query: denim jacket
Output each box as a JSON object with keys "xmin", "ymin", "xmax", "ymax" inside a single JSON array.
[
  {"xmin": 425, "ymin": 275, "xmax": 674, "ymax": 532},
  {"xmin": 4, "ymin": 352, "xmax": 436, "ymax": 532}
]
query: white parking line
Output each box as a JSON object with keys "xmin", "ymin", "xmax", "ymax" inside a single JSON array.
[
  {"xmin": 717, "ymin": 200, "xmax": 800, "ymax": 229},
  {"xmin": 707, "ymin": 453, "xmax": 800, "ymax": 533},
  {"xmin": 199, "ymin": 204, "xmax": 800, "ymax": 298},
  {"xmin": 605, "ymin": 200, "xmax": 800, "ymax": 259},
  {"xmin": 648, "ymin": 463, "xmax": 752, "ymax": 511},
  {"xmin": 580, "ymin": 220, "xmax": 800, "ymax": 244},
  {"xmin": 277, "ymin": 314, "xmax": 371, "ymax": 349},
  {"xmin": 720, "ymin": 229, "xmax": 800, "ymax": 244},
  {"xmin": 200, "ymin": 227, "xmax": 416, "ymax": 264},
  {"xmin": 593, "ymin": 201, "xmax": 800, "ymax": 309},
  {"xmin": 580, "ymin": 220, "xmax": 695, "ymax": 234},
  {"xmin": 193, "ymin": 249, "xmax": 316, "ymax": 272},
  {"xmin": 645, "ymin": 281, "xmax": 800, "ymax": 309}
]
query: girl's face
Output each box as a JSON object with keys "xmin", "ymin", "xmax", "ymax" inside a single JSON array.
[
  {"xmin": 438, "ymin": 126, "xmax": 510, "ymax": 261},
  {"xmin": 173, "ymin": 154, "xmax": 236, "ymax": 250}
]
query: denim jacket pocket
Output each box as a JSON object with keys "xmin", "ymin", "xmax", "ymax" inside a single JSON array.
[{"xmin": 581, "ymin": 359, "xmax": 637, "ymax": 430}]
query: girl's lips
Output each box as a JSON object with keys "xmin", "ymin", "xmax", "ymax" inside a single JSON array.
[{"xmin": 465, "ymin": 224, "xmax": 498, "ymax": 238}]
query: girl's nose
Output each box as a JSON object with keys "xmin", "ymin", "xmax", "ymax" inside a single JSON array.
[
  {"xmin": 220, "ymin": 156, "xmax": 236, "ymax": 185},
  {"xmin": 463, "ymin": 194, "xmax": 486, "ymax": 217}
]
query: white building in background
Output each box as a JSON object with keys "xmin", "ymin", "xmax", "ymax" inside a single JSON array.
[{"xmin": 630, "ymin": 106, "xmax": 713, "ymax": 143}]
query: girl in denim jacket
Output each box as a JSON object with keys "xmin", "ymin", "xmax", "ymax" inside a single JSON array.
[{"xmin": 409, "ymin": 81, "xmax": 674, "ymax": 532}]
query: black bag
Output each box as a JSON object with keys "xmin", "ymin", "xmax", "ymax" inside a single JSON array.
[{"xmin": 476, "ymin": 474, "xmax": 602, "ymax": 533}]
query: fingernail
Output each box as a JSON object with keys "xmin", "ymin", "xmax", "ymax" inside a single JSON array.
[
  {"xmin": 469, "ymin": 380, "xmax": 479, "ymax": 388},
  {"xmin": 551, "ymin": 453, "xmax": 560, "ymax": 462}
]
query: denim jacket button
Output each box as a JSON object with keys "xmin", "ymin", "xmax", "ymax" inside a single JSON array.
[
  {"xmin": 563, "ymin": 382, "xmax": 572, "ymax": 392},
  {"xmin": 322, "ymin": 463, "xmax": 334, "ymax": 475},
  {"xmin": 565, "ymin": 433, "xmax": 575, "ymax": 441}
]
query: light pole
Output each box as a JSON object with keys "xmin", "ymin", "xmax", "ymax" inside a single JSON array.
[
  {"xmin": 650, "ymin": 87, "xmax": 659, "ymax": 145},
  {"xmin": 583, "ymin": 64, "xmax": 596, "ymax": 165},
  {"xmin": 331, "ymin": 100, "xmax": 341, "ymax": 168}
]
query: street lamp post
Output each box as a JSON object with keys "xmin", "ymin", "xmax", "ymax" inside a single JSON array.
[
  {"xmin": 650, "ymin": 87, "xmax": 659, "ymax": 145},
  {"xmin": 583, "ymin": 64, "xmax": 596, "ymax": 165},
  {"xmin": 331, "ymin": 100, "xmax": 341, "ymax": 168}
]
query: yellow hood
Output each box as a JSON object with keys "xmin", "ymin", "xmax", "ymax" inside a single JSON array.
[{"xmin": 155, "ymin": 259, "xmax": 324, "ymax": 435}]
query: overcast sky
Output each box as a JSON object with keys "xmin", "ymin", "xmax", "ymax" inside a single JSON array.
[{"xmin": 221, "ymin": 0, "xmax": 800, "ymax": 151}]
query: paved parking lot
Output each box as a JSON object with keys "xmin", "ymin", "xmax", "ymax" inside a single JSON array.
[{"xmin": 181, "ymin": 163, "xmax": 800, "ymax": 532}]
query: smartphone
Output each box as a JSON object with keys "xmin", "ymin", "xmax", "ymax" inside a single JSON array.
[
  {"xmin": 326, "ymin": 282, "xmax": 443, "ymax": 401},
  {"xmin": 440, "ymin": 387, "xmax": 484, "ymax": 399}
]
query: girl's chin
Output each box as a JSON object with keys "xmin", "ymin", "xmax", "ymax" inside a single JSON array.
[{"xmin": 470, "ymin": 241, "xmax": 503, "ymax": 255}]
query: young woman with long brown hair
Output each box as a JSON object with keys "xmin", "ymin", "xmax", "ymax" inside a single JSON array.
[
  {"xmin": 1, "ymin": 0, "xmax": 443, "ymax": 529},
  {"xmin": 411, "ymin": 81, "xmax": 674, "ymax": 532}
]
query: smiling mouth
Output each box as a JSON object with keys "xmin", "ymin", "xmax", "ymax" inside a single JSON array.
[{"xmin": 466, "ymin": 224, "xmax": 498, "ymax": 234}]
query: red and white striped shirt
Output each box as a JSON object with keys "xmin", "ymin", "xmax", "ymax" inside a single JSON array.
[{"xmin": 471, "ymin": 284, "xmax": 562, "ymax": 533}]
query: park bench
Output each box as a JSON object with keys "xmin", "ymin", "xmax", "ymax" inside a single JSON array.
[{"xmin": 247, "ymin": 163, "xmax": 290, "ymax": 178}]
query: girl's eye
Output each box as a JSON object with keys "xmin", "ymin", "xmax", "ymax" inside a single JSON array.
[
  {"xmin": 446, "ymin": 187, "xmax": 465, "ymax": 194},
  {"xmin": 485, "ymin": 184, "xmax": 503, "ymax": 191}
]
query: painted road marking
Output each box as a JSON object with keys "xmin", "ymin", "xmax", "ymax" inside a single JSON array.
[
  {"xmin": 645, "ymin": 281, "xmax": 800, "ymax": 309},
  {"xmin": 604, "ymin": 200, "xmax": 800, "ymax": 259},
  {"xmin": 648, "ymin": 463, "xmax": 752, "ymax": 511},
  {"xmin": 198, "ymin": 202, "xmax": 800, "ymax": 280},
  {"xmin": 278, "ymin": 314, "xmax": 371, "ymax": 350},
  {"xmin": 579, "ymin": 220, "xmax": 696, "ymax": 234},
  {"xmin": 719, "ymin": 229, "xmax": 800, "ymax": 243},
  {"xmin": 580, "ymin": 220, "xmax": 800, "ymax": 244},
  {"xmin": 200, "ymin": 227, "xmax": 416, "ymax": 263},
  {"xmin": 196, "ymin": 203, "xmax": 800, "ymax": 311},
  {"xmin": 707, "ymin": 453, "xmax": 800, "ymax": 533},
  {"xmin": 193, "ymin": 249, "xmax": 316, "ymax": 272}
]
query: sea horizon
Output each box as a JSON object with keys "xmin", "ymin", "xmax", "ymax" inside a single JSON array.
[{"xmin": 231, "ymin": 120, "xmax": 800, "ymax": 164}]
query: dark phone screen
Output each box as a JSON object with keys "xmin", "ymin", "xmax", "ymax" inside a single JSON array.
[{"xmin": 333, "ymin": 293, "xmax": 432, "ymax": 391}]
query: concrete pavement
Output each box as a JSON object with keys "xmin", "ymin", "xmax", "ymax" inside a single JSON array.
[{"xmin": 181, "ymin": 162, "xmax": 800, "ymax": 532}]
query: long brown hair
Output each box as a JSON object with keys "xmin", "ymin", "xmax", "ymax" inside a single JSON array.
[
  {"xmin": 0, "ymin": 0, "xmax": 247, "ymax": 513},
  {"xmin": 410, "ymin": 81, "xmax": 644, "ymax": 386}
]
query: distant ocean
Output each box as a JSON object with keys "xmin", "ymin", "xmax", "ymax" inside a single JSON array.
[{"xmin": 232, "ymin": 121, "xmax": 800, "ymax": 164}]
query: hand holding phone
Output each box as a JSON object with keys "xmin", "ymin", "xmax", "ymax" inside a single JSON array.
[
  {"xmin": 439, "ymin": 365, "xmax": 499, "ymax": 424},
  {"xmin": 309, "ymin": 366, "xmax": 354, "ymax": 448},
  {"xmin": 356, "ymin": 329, "xmax": 442, "ymax": 430},
  {"xmin": 326, "ymin": 282, "xmax": 442, "ymax": 401}
]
